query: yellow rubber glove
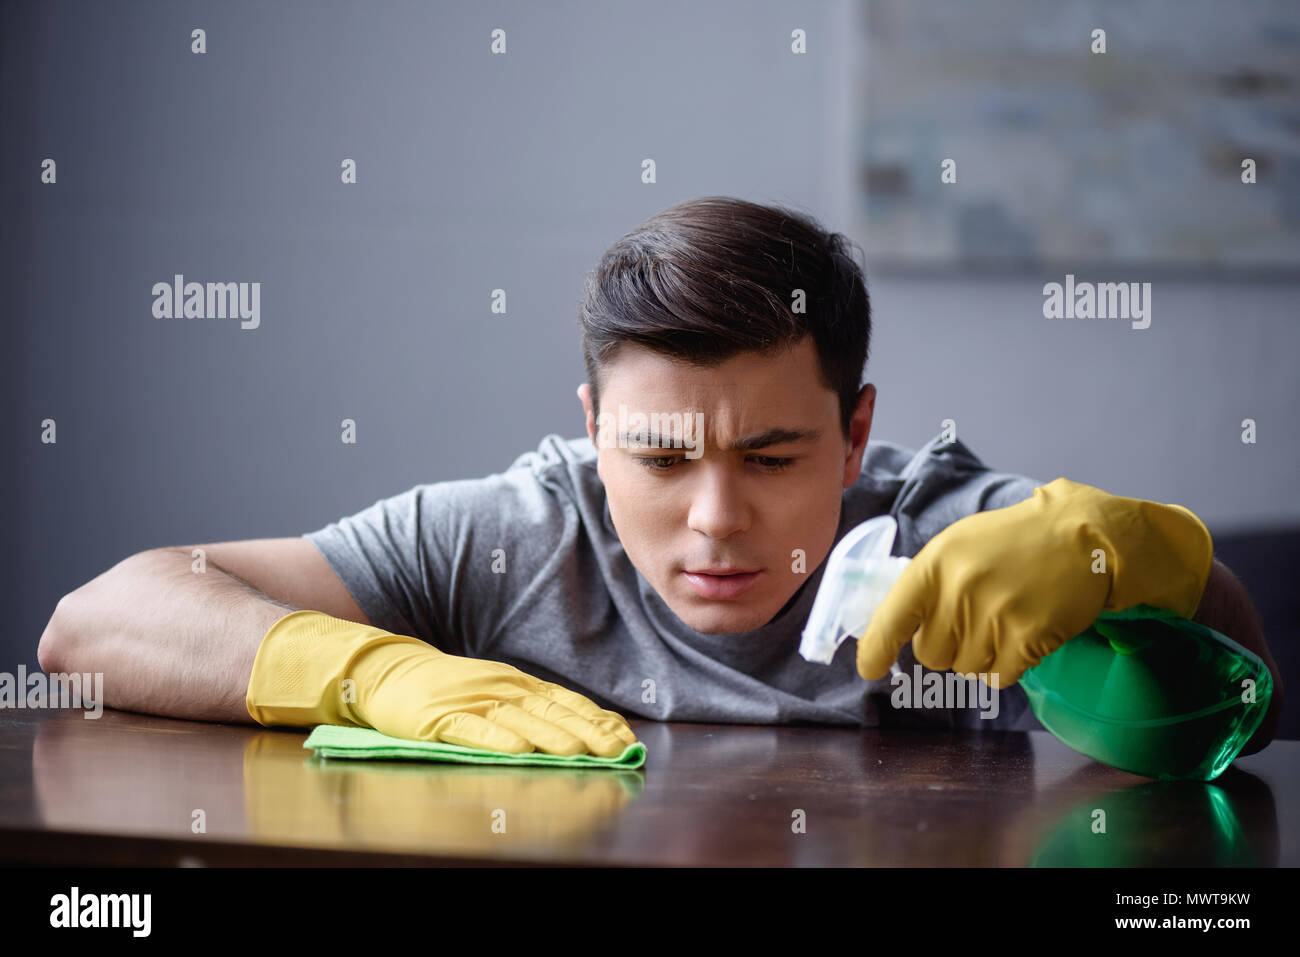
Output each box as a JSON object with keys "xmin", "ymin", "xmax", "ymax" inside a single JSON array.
[
  {"xmin": 856, "ymin": 478, "xmax": 1214, "ymax": 689},
  {"xmin": 246, "ymin": 610, "xmax": 637, "ymax": 757}
]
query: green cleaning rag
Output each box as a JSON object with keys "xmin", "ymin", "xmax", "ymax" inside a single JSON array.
[{"xmin": 303, "ymin": 724, "xmax": 647, "ymax": 769}]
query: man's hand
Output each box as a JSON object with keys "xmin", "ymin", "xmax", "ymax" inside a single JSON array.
[
  {"xmin": 855, "ymin": 478, "xmax": 1215, "ymax": 689},
  {"xmin": 348, "ymin": 639, "xmax": 638, "ymax": 756},
  {"xmin": 246, "ymin": 610, "xmax": 637, "ymax": 757}
]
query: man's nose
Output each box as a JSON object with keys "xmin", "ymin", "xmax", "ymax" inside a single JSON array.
[{"xmin": 686, "ymin": 466, "xmax": 750, "ymax": 539}]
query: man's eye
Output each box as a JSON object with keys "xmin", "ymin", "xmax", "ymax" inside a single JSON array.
[{"xmin": 635, "ymin": 456, "xmax": 681, "ymax": 471}]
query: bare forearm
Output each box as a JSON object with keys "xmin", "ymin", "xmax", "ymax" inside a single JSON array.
[
  {"xmin": 1192, "ymin": 558, "xmax": 1283, "ymax": 755},
  {"xmin": 38, "ymin": 548, "xmax": 298, "ymax": 724}
]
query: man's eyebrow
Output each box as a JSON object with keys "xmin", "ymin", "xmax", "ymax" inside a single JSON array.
[
  {"xmin": 617, "ymin": 427, "xmax": 822, "ymax": 452},
  {"xmin": 616, "ymin": 431, "xmax": 678, "ymax": 450},
  {"xmin": 725, "ymin": 427, "xmax": 822, "ymax": 452}
]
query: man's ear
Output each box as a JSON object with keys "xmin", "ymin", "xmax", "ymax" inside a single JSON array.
[
  {"xmin": 577, "ymin": 383, "xmax": 607, "ymax": 484},
  {"xmin": 577, "ymin": 383, "xmax": 597, "ymax": 445},
  {"xmin": 843, "ymin": 383, "xmax": 876, "ymax": 488}
]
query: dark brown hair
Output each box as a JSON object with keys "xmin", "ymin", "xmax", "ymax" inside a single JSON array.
[{"xmin": 578, "ymin": 196, "xmax": 871, "ymax": 439}]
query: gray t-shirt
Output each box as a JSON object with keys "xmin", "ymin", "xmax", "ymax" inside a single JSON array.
[{"xmin": 304, "ymin": 432, "xmax": 1048, "ymax": 732}]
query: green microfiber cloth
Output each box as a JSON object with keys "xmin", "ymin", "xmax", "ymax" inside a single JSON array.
[{"xmin": 303, "ymin": 724, "xmax": 647, "ymax": 769}]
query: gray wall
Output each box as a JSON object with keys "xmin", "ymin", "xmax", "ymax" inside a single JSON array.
[{"xmin": 4, "ymin": 1, "xmax": 1296, "ymax": 693}]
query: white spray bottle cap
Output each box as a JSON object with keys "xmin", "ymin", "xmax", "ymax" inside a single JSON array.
[{"xmin": 799, "ymin": 514, "xmax": 912, "ymax": 665}]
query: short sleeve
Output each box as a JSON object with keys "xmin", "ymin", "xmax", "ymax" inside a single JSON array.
[{"xmin": 303, "ymin": 459, "xmax": 578, "ymax": 658}]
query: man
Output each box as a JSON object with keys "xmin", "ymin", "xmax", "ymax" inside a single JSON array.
[{"xmin": 38, "ymin": 196, "xmax": 1283, "ymax": 759}]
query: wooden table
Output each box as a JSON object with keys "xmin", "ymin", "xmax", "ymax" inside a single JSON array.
[{"xmin": 1, "ymin": 707, "xmax": 1294, "ymax": 866}]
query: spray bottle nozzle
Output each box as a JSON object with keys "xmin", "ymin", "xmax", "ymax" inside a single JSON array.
[{"xmin": 799, "ymin": 514, "xmax": 911, "ymax": 665}]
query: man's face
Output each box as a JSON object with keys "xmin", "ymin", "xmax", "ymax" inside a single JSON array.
[{"xmin": 579, "ymin": 337, "xmax": 875, "ymax": 634}]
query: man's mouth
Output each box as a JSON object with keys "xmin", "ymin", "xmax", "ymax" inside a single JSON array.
[{"xmin": 682, "ymin": 569, "xmax": 763, "ymax": 599}]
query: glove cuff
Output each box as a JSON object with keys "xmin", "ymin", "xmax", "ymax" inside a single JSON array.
[
  {"xmin": 1137, "ymin": 501, "xmax": 1215, "ymax": 616},
  {"xmin": 1101, "ymin": 498, "xmax": 1215, "ymax": 619},
  {"xmin": 245, "ymin": 610, "xmax": 427, "ymax": 729},
  {"xmin": 1034, "ymin": 479, "xmax": 1215, "ymax": 619}
]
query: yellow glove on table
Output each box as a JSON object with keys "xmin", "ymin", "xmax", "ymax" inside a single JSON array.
[
  {"xmin": 856, "ymin": 477, "xmax": 1215, "ymax": 689},
  {"xmin": 245, "ymin": 610, "xmax": 637, "ymax": 757}
]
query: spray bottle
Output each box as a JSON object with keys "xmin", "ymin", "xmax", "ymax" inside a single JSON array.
[{"xmin": 799, "ymin": 514, "xmax": 1273, "ymax": 781}]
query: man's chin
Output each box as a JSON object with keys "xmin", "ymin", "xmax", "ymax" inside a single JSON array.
[{"xmin": 672, "ymin": 602, "xmax": 776, "ymax": 636}]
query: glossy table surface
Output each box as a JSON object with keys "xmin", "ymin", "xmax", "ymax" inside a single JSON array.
[{"xmin": 1, "ymin": 708, "xmax": 1294, "ymax": 866}]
